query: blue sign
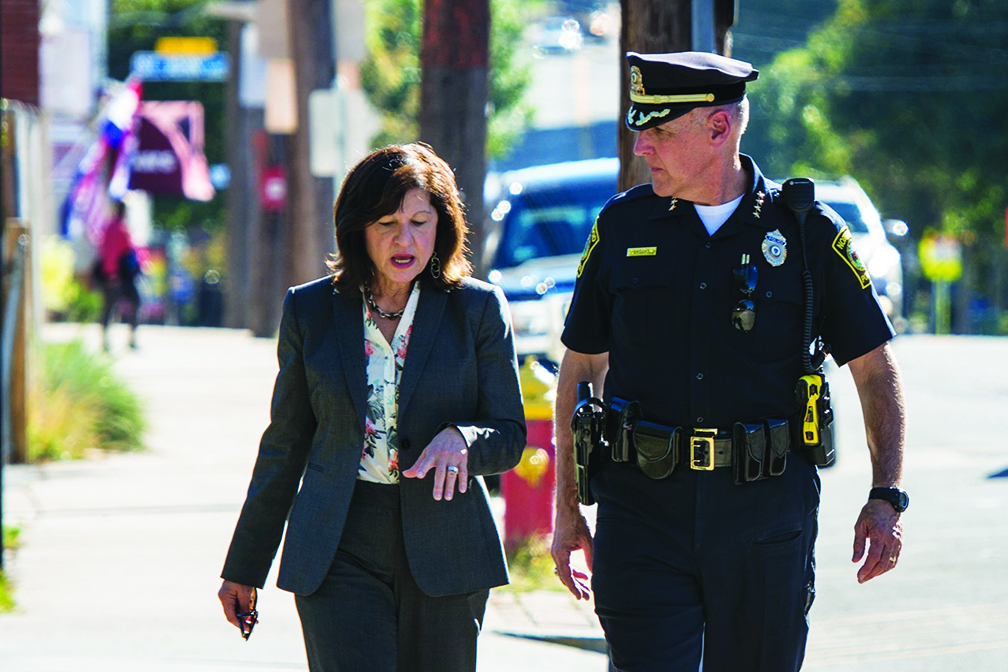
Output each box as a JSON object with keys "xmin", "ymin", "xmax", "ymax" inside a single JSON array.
[{"xmin": 130, "ymin": 52, "xmax": 230, "ymax": 82}]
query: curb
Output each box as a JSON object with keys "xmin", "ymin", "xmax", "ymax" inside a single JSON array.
[{"xmin": 494, "ymin": 629, "xmax": 608, "ymax": 654}]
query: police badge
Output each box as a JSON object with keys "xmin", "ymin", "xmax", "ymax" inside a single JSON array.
[{"xmin": 762, "ymin": 229, "xmax": 787, "ymax": 267}]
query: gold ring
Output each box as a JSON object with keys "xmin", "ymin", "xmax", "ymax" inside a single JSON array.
[{"xmin": 889, "ymin": 556, "xmax": 897, "ymax": 563}]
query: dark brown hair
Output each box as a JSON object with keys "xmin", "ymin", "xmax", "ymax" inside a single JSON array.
[{"xmin": 327, "ymin": 143, "xmax": 471, "ymax": 292}]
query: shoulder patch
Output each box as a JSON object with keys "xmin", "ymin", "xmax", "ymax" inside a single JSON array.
[
  {"xmin": 577, "ymin": 217, "xmax": 601, "ymax": 278},
  {"xmin": 831, "ymin": 226, "xmax": 871, "ymax": 289}
]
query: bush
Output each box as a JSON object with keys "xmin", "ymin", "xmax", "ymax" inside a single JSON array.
[
  {"xmin": 0, "ymin": 526, "xmax": 20, "ymax": 613},
  {"xmin": 40, "ymin": 236, "xmax": 102, "ymax": 322},
  {"xmin": 27, "ymin": 340, "xmax": 146, "ymax": 461},
  {"xmin": 0, "ymin": 572, "xmax": 13, "ymax": 613},
  {"xmin": 503, "ymin": 536, "xmax": 565, "ymax": 593}
]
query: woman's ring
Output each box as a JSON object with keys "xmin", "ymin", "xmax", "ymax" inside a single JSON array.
[
  {"xmin": 889, "ymin": 556, "xmax": 897, "ymax": 563},
  {"xmin": 446, "ymin": 465, "xmax": 460, "ymax": 474}
]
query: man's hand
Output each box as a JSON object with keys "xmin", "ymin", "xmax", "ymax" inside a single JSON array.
[
  {"xmin": 848, "ymin": 344, "xmax": 906, "ymax": 584},
  {"xmin": 550, "ymin": 506, "xmax": 594, "ymax": 600},
  {"xmin": 852, "ymin": 499, "xmax": 902, "ymax": 583},
  {"xmin": 218, "ymin": 580, "xmax": 257, "ymax": 631}
]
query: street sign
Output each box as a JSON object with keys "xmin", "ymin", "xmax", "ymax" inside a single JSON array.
[
  {"xmin": 919, "ymin": 233, "xmax": 963, "ymax": 283},
  {"xmin": 130, "ymin": 51, "xmax": 230, "ymax": 82},
  {"xmin": 155, "ymin": 37, "xmax": 217, "ymax": 55}
]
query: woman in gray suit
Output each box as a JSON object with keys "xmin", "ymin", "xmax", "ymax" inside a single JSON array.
[{"xmin": 217, "ymin": 143, "xmax": 526, "ymax": 671}]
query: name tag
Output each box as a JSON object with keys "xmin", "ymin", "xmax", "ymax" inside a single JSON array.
[{"xmin": 626, "ymin": 246, "xmax": 657, "ymax": 257}]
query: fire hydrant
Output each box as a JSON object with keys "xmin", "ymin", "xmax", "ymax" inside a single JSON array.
[{"xmin": 501, "ymin": 357, "xmax": 557, "ymax": 549}]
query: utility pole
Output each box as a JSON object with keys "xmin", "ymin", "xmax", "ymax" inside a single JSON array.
[
  {"xmin": 287, "ymin": 0, "xmax": 336, "ymax": 285},
  {"xmin": 618, "ymin": 0, "xmax": 735, "ymax": 192},
  {"xmin": 223, "ymin": 18, "xmax": 249, "ymax": 329},
  {"xmin": 418, "ymin": 0, "xmax": 490, "ymax": 274}
]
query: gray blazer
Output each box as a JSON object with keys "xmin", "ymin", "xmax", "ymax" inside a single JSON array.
[{"xmin": 222, "ymin": 276, "xmax": 527, "ymax": 596}]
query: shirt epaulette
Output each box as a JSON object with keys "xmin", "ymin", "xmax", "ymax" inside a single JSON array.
[
  {"xmin": 603, "ymin": 183, "xmax": 656, "ymax": 211},
  {"xmin": 811, "ymin": 202, "xmax": 848, "ymax": 234},
  {"xmin": 596, "ymin": 184, "xmax": 657, "ymax": 231}
]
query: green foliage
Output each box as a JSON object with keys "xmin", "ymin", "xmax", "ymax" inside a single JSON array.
[
  {"xmin": 361, "ymin": 0, "xmax": 536, "ymax": 158},
  {"xmin": 2, "ymin": 526, "xmax": 20, "ymax": 552},
  {"xmin": 746, "ymin": 0, "xmax": 1008, "ymax": 254},
  {"xmin": 502, "ymin": 536, "xmax": 565, "ymax": 593},
  {"xmin": 108, "ymin": 0, "xmax": 227, "ymax": 234},
  {"xmin": 40, "ymin": 236, "xmax": 103, "ymax": 322},
  {"xmin": 1, "ymin": 527, "xmax": 21, "ymax": 611},
  {"xmin": 0, "ymin": 572, "xmax": 13, "ymax": 613},
  {"xmin": 27, "ymin": 341, "xmax": 146, "ymax": 461}
]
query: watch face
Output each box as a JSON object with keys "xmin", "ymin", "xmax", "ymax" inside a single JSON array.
[{"xmin": 897, "ymin": 491, "xmax": 910, "ymax": 511}]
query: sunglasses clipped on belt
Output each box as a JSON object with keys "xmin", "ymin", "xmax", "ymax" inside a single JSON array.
[{"xmin": 732, "ymin": 254, "xmax": 758, "ymax": 333}]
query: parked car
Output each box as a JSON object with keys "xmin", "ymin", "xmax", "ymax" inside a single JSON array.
[
  {"xmin": 813, "ymin": 178, "xmax": 907, "ymax": 327},
  {"xmin": 483, "ymin": 162, "xmax": 905, "ymax": 368},
  {"xmin": 483, "ymin": 158, "xmax": 617, "ymax": 367}
]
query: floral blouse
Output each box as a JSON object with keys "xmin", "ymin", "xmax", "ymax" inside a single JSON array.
[{"xmin": 357, "ymin": 282, "xmax": 421, "ymax": 484}]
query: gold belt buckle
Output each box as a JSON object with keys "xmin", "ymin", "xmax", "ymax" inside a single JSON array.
[{"xmin": 690, "ymin": 428, "xmax": 716, "ymax": 471}]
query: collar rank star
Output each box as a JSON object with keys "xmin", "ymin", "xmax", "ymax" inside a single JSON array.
[
  {"xmin": 762, "ymin": 229, "xmax": 787, "ymax": 267},
  {"xmin": 669, "ymin": 198, "xmax": 678, "ymax": 212},
  {"xmin": 753, "ymin": 190, "xmax": 765, "ymax": 219}
]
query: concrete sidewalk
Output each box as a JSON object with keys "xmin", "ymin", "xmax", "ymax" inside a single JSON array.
[
  {"xmin": 5, "ymin": 325, "xmax": 1008, "ymax": 671},
  {"xmin": 0, "ymin": 323, "xmax": 607, "ymax": 672}
]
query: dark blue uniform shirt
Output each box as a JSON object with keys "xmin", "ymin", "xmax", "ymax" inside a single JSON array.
[{"xmin": 562, "ymin": 155, "xmax": 895, "ymax": 430}]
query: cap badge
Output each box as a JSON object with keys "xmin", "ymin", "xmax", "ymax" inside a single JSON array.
[
  {"xmin": 753, "ymin": 190, "xmax": 765, "ymax": 219},
  {"xmin": 630, "ymin": 65, "xmax": 645, "ymax": 97},
  {"xmin": 762, "ymin": 229, "xmax": 787, "ymax": 267}
]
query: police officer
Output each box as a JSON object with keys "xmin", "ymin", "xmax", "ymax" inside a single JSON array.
[{"xmin": 550, "ymin": 51, "xmax": 907, "ymax": 671}]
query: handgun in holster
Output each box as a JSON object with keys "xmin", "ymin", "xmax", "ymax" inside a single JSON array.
[
  {"xmin": 795, "ymin": 373, "xmax": 836, "ymax": 467},
  {"xmin": 571, "ymin": 381, "xmax": 607, "ymax": 505}
]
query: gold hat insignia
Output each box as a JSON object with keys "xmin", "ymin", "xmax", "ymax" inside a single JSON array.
[{"xmin": 630, "ymin": 65, "xmax": 645, "ymax": 98}]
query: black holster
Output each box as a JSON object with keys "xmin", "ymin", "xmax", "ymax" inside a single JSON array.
[{"xmin": 571, "ymin": 382, "xmax": 606, "ymax": 505}]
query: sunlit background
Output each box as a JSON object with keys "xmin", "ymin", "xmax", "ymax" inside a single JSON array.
[{"xmin": 3, "ymin": 1, "xmax": 1008, "ymax": 670}]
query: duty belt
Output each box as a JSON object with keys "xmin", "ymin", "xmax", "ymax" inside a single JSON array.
[
  {"xmin": 612, "ymin": 421, "xmax": 733, "ymax": 470},
  {"xmin": 605, "ymin": 398, "xmax": 796, "ymax": 483}
]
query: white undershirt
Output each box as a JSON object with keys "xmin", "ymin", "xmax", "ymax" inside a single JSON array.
[{"xmin": 694, "ymin": 194, "xmax": 744, "ymax": 236}]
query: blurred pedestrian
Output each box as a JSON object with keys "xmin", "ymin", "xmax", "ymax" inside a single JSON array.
[
  {"xmin": 95, "ymin": 200, "xmax": 141, "ymax": 351},
  {"xmin": 217, "ymin": 143, "xmax": 526, "ymax": 671},
  {"xmin": 551, "ymin": 52, "xmax": 908, "ymax": 671}
]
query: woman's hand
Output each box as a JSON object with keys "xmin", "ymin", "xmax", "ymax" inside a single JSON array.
[
  {"xmin": 218, "ymin": 580, "xmax": 257, "ymax": 633},
  {"xmin": 402, "ymin": 426, "xmax": 469, "ymax": 501}
]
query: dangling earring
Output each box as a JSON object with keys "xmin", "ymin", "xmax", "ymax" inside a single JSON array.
[{"xmin": 429, "ymin": 251, "xmax": 441, "ymax": 279}]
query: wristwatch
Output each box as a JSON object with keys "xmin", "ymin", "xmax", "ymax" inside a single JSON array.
[{"xmin": 869, "ymin": 487, "xmax": 909, "ymax": 513}]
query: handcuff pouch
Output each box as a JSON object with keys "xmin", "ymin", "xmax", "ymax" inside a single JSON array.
[{"xmin": 632, "ymin": 421, "xmax": 679, "ymax": 480}]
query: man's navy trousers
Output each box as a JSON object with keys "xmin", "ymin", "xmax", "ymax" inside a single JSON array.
[{"xmin": 591, "ymin": 454, "xmax": 820, "ymax": 672}]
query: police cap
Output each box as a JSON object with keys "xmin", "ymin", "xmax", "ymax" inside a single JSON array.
[{"xmin": 625, "ymin": 51, "xmax": 759, "ymax": 131}]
